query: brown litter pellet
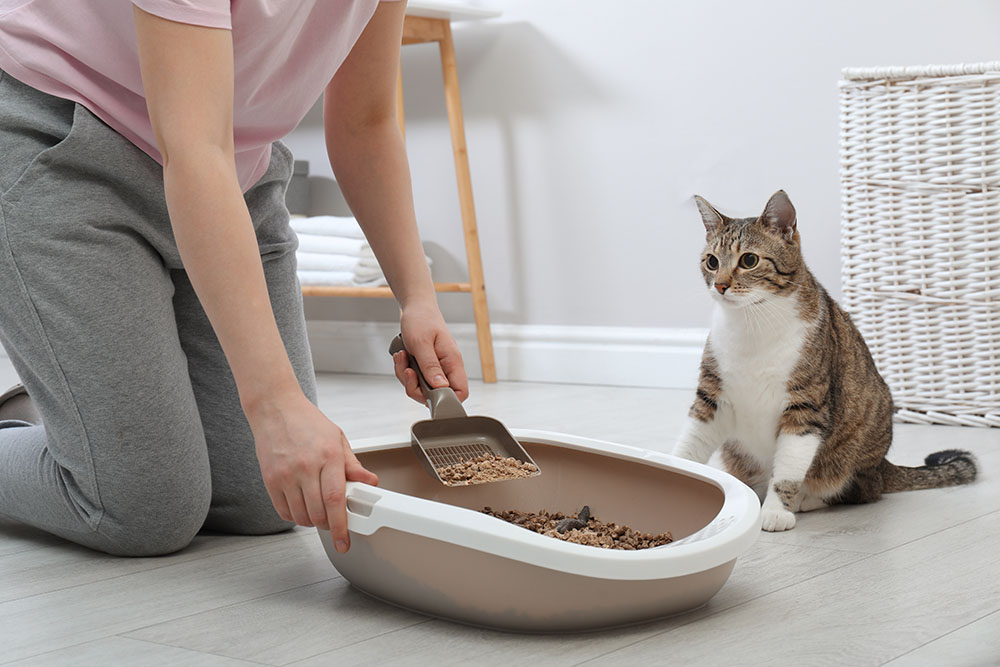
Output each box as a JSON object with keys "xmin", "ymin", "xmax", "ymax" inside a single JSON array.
[
  {"xmin": 435, "ymin": 453, "xmax": 538, "ymax": 486},
  {"xmin": 482, "ymin": 506, "xmax": 672, "ymax": 550}
]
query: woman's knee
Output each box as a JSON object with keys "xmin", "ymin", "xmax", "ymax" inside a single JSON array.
[{"xmin": 97, "ymin": 480, "xmax": 212, "ymax": 557}]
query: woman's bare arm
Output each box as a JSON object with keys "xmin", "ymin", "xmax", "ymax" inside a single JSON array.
[
  {"xmin": 324, "ymin": 0, "xmax": 469, "ymax": 402},
  {"xmin": 133, "ymin": 7, "xmax": 376, "ymax": 550}
]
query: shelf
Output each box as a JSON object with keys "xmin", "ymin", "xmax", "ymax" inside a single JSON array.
[{"xmin": 301, "ymin": 282, "xmax": 472, "ymax": 298}]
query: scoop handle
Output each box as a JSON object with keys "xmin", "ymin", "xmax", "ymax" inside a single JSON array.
[
  {"xmin": 388, "ymin": 334, "xmax": 467, "ymax": 420},
  {"xmin": 388, "ymin": 334, "xmax": 432, "ymax": 396}
]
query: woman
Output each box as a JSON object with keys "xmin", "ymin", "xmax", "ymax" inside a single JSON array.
[{"xmin": 0, "ymin": 0, "xmax": 467, "ymax": 556}]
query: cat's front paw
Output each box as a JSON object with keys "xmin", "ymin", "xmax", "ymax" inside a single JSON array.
[{"xmin": 760, "ymin": 507, "xmax": 796, "ymax": 532}]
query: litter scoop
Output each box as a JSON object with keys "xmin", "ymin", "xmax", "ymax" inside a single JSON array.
[{"xmin": 389, "ymin": 335, "xmax": 541, "ymax": 485}]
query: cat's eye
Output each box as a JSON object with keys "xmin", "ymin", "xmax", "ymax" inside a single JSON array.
[
  {"xmin": 738, "ymin": 253, "xmax": 759, "ymax": 269},
  {"xmin": 705, "ymin": 254, "xmax": 719, "ymax": 271}
]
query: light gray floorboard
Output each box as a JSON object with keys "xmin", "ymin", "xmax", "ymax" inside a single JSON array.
[
  {"xmin": 583, "ymin": 511, "xmax": 1000, "ymax": 667},
  {"xmin": 0, "ymin": 362, "xmax": 996, "ymax": 666},
  {"xmin": 0, "ymin": 531, "xmax": 291, "ymax": 603},
  {"xmin": 882, "ymin": 608, "xmax": 1000, "ymax": 667},
  {"xmin": 0, "ymin": 531, "xmax": 334, "ymax": 663},
  {"xmin": 314, "ymin": 373, "xmax": 689, "ymax": 455},
  {"xmin": 7, "ymin": 636, "xmax": 259, "ymax": 667},
  {"xmin": 124, "ymin": 575, "xmax": 426, "ymax": 666}
]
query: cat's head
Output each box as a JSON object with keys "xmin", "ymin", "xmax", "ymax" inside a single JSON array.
[{"xmin": 693, "ymin": 190, "xmax": 803, "ymax": 308}]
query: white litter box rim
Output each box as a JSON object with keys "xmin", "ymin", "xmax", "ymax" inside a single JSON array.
[{"xmin": 341, "ymin": 429, "xmax": 761, "ymax": 581}]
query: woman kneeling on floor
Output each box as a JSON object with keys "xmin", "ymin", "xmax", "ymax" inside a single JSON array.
[{"xmin": 0, "ymin": 0, "xmax": 466, "ymax": 556}]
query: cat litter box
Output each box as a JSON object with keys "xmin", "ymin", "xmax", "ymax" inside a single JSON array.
[{"xmin": 318, "ymin": 430, "xmax": 761, "ymax": 633}]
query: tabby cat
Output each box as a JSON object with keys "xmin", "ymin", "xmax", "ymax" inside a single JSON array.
[{"xmin": 673, "ymin": 191, "xmax": 978, "ymax": 532}]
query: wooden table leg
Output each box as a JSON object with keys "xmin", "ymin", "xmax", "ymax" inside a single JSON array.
[{"xmin": 437, "ymin": 20, "xmax": 497, "ymax": 383}]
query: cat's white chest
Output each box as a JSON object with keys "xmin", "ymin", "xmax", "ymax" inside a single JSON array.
[{"xmin": 710, "ymin": 299, "xmax": 809, "ymax": 458}]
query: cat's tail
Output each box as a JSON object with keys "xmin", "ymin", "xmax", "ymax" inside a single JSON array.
[{"xmin": 881, "ymin": 449, "xmax": 978, "ymax": 493}]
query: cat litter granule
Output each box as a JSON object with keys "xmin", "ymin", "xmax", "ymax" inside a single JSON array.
[
  {"xmin": 482, "ymin": 506, "xmax": 673, "ymax": 550},
  {"xmin": 435, "ymin": 454, "xmax": 538, "ymax": 485}
]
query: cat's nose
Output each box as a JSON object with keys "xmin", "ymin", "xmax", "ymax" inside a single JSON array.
[{"xmin": 714, "ymin": 283, "xmax": 730, "ymax": 294}]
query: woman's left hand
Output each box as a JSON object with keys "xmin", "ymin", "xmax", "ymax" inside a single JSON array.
[{"xmin": 393, "ymin": 301, "xmax": 469, "ymax": 403}]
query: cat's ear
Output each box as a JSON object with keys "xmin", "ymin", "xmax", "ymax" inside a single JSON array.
[
  {"xmin": 694, "ymin": 195, "xmax": 727, "ymax": 236},
  {"xmin": 760, "ymin": 190, "xmax": 797, "ymax": 240}
]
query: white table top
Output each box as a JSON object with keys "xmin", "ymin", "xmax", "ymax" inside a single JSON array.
[{"xmin": 405, "ymin": 0, "xmax": 501, "ymax": 21}]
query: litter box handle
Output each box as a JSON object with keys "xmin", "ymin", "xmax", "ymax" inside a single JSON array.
[
  {"xmin": 388, "ymin": 334, "xmax": 467, "ymax": 420},
  {"xmin": 342, "ymin": 483, "xmax": 413, "ymax": 537}
]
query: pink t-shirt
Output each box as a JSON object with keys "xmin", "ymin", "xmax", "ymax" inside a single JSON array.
[{"xmin": 0, "ymin": 0, "xmax": 390, "ymax": 191}]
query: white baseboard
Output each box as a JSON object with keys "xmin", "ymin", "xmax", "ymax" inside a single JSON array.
[{"xmin": 305, "ymin": 321, "xmax": 707, "ymax": 389}]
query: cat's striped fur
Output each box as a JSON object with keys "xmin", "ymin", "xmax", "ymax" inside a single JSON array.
[{"xmin": 673, "ymin": 191, "xmax": 978, "ymax": 531}]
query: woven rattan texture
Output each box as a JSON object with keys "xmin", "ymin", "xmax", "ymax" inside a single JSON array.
[{"xmin": 840, "ymin": 65, "xmax": 1000, "ymax": 427}]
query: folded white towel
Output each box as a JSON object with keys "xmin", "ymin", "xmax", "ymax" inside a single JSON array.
[
  {"xmin": 352, "ymin": 254, "xmax": 431, "ymax": 284},
  {"xmin": 297, "ymin": 270, "xmax": 357, "ymax": 287},
  {"xmin": 295, "ymin": 252, "xmax": 360, "ymax": 272},
  {"xmin": 290, "ymin": 216, "xmax": 366, "ymax": 240},
  {"xmin": 297, "ymin": 270, "xmax": 354, "ymax": 286},
  {"xmin": 297, "ymin": 270, "xmax": 389, "ymax": 287},
  {"xmin": 353, "ymin": 263, "xmax": 385, "ymax": 283},
  {"xmin": 295, "ymin": 234, "xmax": 368, "ymax": 257},
  {"xmin": 294, "ymin": 222, "xmax": 432, "ymax": 287}
]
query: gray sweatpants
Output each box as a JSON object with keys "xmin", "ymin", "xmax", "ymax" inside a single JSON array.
[{"xmin": 0, "ymin": 69, "xmax": 316, "ymax": 556}]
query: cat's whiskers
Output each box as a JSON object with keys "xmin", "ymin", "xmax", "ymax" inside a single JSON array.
[
  {"xmin": 750, "ymin": 297, "xmax": 791, "ymax": 342},
  {"xmin": 750, "ymin": 304, "xmax": 776, "ymax": 341},
  {"xmin": 742, "ymin": 295, "xmax": 777, "ymax": 334},
  {"xmin": 742, "ymin": 298, "xmax": 774, "ymax": 341},
  {"xmin": 738, "ymin": 301, "xmax": 760, "ymax": 338}
]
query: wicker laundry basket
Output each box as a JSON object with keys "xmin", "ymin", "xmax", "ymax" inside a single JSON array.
[{"xmin": 840, "ymin": 63, "xmax": 1000, "ymax": 427}]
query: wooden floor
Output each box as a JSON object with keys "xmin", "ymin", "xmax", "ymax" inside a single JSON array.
[{"xmin": 0, "ymin": 359, "xmax": 997, "ymax": 666}]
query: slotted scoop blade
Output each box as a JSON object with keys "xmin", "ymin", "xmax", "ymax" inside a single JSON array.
[{"xmin": 389, "ymin": 335, "xmax": 541, "ymax": 486}]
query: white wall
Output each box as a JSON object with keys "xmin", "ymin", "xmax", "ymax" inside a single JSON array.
[{"xmin": 284, "ymin": 0, "xmax": 1000, "ymax": 382}]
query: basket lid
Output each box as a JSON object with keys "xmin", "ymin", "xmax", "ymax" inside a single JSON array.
[{"xmin": 842, "ymin": 61, "xmax": 1000, "ymax": 82}]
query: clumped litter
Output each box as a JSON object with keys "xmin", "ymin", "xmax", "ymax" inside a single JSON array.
[
  {"xmin": 434, "ymin": 453, "xmax": 538, "ymax": 485},
  {"xmin": 481, "ymin": 505, "xmax": 673, "ymax": 550}
]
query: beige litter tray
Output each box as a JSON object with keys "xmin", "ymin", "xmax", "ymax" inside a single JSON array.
[{"xmin": 318, "ymin": 430, "xmax": 761, "ymax": 633}]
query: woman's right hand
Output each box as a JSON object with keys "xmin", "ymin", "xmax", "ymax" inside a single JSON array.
[
  {"xmin": 245, "ymin": 390, "xmax": 378, "ymax": 553},
  {"xmin": 135, "ymin": 7, "xmax": 381, "ymax": 551},
  {"xmin": 392, "ymin": 300, "xmax": 469, "ymax": 404}
]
